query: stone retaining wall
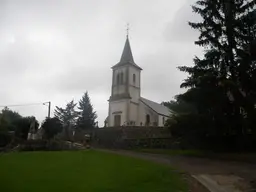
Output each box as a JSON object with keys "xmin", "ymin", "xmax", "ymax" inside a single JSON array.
[{"xmin": 74, "ymin": 126, "xmax": 172, "ymax": 149}]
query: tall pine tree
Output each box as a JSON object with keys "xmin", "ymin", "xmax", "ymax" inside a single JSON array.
[
  {"xmin": 77, "ymin": 92, "xmax": 97, "ymax": 129},
  {"xmin": 178, "ymin": 0, "xmax": 256, "ymax": 136}
]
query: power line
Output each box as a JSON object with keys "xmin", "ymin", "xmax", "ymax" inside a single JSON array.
[
  {"xmin": 0, "ymin": 102, "xmax": 46, "ymax": 108},
  {"xmin": 0, "ymin": 101, "xmax": 52, "ymax": 118}
]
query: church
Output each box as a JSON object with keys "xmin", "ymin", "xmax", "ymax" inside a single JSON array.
[{"xmin": 106, "ymin": 35, "xmax": 171, "ymax": 127}]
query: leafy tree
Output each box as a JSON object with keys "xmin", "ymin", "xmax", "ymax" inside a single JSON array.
[
  {"xmin": 77, "ymin": 92, "xmax": 97, "ymax": 129},
  {"xmin": 54, "ymin": 100, "xmax": 78, "ymax": 127},
  {"xmin": 0, "ymin": 108, "xmax": 39, "ymax": 141},
  {"xmin": 0, "ymin": 114, "xmax": 11, "ymax": 147},
  {"xmin": 41, "ymin": 117, "xmax": 63, "ymax": 140},
  {"xmin": 14, "ymin": 117, "xmax": 39, "ymax": 140},
  {"xmin": 1, "ymin": 107, "xmax": 22, "ymax": 131},
  {"xmin": 54, "ymin": 100, "xmax": 78, "ymax": 140},
  {"xmin": 0, "ymin": 114, "xmax": 8, "ymax": 132},
  {"xmin": 179, "ymin": 0, "xmax": 256, "ymax": 131},
  {"xmin": 172, "ymin": 0, "xmax": 256, "ymax": 151},
  {"xmin": 162, "ymin": 95, "xmax": 197, "ymax": 115}
]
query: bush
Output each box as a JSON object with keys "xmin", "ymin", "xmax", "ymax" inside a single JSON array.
[
  {"xmin": 20, "ymin": 140, "xmax": 47, "ymax": 151},
  {"xmin": 168, "ymin": 113, "xmax": 256, "ymax": 152},
  {"xmin": 20, "ymin": 140, "xmax": 63, "ymax": 151},
  {"xmin": 0, "ymin": 133, "xmax": 12, "ymax": 147},
  {"xmin": 41, "ymin": 117, "xmax": 63, "ymax": 140},
  {"xmin": 19, "ymin": 140, "xmax": 83, "ymax": 151}
]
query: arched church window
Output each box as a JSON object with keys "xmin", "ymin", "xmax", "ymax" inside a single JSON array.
[
  {"xmin": 146, "ymin": 114, "xmax": 150, "ymax": 126},
  {"xmin": 133, "ymin": 74, "xmax": 136, "ymax": 83},
  {"xmin": 121, "ymin": 72, "xmax": 124, "ymax": 84},
  {"xmin": 117, "ymin": 74, "xmax": 120, "ymax": 85}
]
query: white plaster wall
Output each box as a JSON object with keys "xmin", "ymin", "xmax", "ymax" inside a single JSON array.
[
  {"xmin": 138, "ymin": 102, "xmax": 147, "ymax": 125},
  {"xmin": 113, "ymin": 68, "xmax": 127, "ymax": 85},
  {"xmin": 113, "ymin": 85, "xmax": 126, "ymax": 95},
  {"xmin": 129, "ymin": 102, "xmax": 139, "ymax": 125},
  {"xmin": 129, "ymin": 87, "xmax": 140, "ymax": 103},
  {"xmin": 138, "ymin": 101, "xmax": 158, "ymax": 126},
  {"xmin": 112, "ymin": 67, "xmax": 127, "ymax": 95},
  {"xmin": 109, "ymin": 65, "xmax": 143, "ymax": 127},
  {"xmin": 158, "ymin": 115, "xmax": 167, "ymax": 127},
  {"xmin": 128, "ymin": 66, "xmax": 141, "ymax": 103},
  {"xmin": 109, "ymin": 100, "xmax": 127, "ymax": 127},
  {"xmin": 129, "ymin": 67, "xmax": 140, "ymax": 87}
]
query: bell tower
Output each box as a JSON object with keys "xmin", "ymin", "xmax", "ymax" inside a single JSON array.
[{"xmin": 108, "ymin": 35, "xmax": 142, "ymax": 127}]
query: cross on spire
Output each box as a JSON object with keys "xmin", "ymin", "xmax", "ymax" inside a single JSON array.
[
  {"xmin": 126, "ymin": 23, "xmax": 129, "ymax": 38},
  {"xmin": 111, "ymin": 25, "xmax": 142, "ymax": 70}
]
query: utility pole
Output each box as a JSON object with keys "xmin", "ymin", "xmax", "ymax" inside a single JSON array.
[
  {"xmin": 43, "ymin": 101, "xmax": 51, "ymax": 118},
  {"xmin": 48, "ymin": 101, "xmax": 51, "ymax": 118}
]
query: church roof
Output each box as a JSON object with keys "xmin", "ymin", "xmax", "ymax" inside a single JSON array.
[
  {"xmin": 140, "ymin": 97, "xmax": 171, "ymax": 117},
  {"xmin": 112, "ymin": 36, "xmax": 142, "ymax": 70}
]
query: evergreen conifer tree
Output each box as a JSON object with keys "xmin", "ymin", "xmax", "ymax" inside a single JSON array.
[{"xmin": 77, "ymin": 92, "xmax": 97, "ymax": 129}]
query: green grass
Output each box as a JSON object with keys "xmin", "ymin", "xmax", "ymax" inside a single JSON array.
[{"xmin": 0, "ymin": 150, "xmax": 187, "ymax": 192}]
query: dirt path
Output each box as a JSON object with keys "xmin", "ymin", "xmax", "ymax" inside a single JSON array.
[{"xmin": 98, "ymin": 149, "xmax": 256, "ymax": 192}]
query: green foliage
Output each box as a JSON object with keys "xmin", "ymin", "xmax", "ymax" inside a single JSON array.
[
  {"xmin": 0, "ymin": 151, "xmax": 187, "ymax": 192},
  {"xmin": 14, "ymin": 117, "xmax": 39, "ymax": 140},
  {"xmin": 54, "ymin": 100, "xmax": 78, "ymax": 140},
  {"xmin": 0, "ymin": 114, "xmax": 11, "ymax": 147},
  {"xmin": 41, "ymin": 117, "xmax": 63, "ymax": 140},
  {"xmin": 1, "ymin": 107, "xmax": 22, "ymax": 131},
  {"xmin": 53, "ymin": 92, "xmax": 98, "ymax": 135},
  {"xmin": 54, "ymin": 100, "xmax": 78, "ymax": 127},
  {"xmin": 77, "ymin": 91, "xmax": 97, "ymax": 129},
  {"xmin": 0, "ymin": 108, "xmax": 39, "ymax": 144},
  {"xmin": 162, "ymin": 95, "xmax": 197, "ymax": 115},
  {"xmin": 0, "ymin": 114, "xmax": 8, "ymax": 133},
  {"xmin": 19, "ymin": 140, "xmax": 75, "ymax": 151},
  {"xmin": 174, "ymin": 0, "xmax": 256, "ymax": 151}
]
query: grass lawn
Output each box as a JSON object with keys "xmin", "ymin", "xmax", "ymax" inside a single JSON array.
[{"xmin": 0, "ymin": 150, "xmax": 187, "ymax": 192}]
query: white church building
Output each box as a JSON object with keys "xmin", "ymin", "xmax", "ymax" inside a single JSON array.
[{"xmin": 106, "ymin": 36, "xmax": 171, "ymax": 127}]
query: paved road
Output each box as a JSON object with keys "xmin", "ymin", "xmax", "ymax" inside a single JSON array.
[{"xmin": 98, "ymin": 149, "xmax": 256, "ymax": 192}]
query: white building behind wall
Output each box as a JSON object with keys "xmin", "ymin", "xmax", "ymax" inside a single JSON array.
[{"xmin": 106, "ymin": 35, "xmax": 171, "ymax": 127}]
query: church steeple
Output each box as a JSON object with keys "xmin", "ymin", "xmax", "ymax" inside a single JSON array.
[
  {"xmin": 120, "ymin": 37, "xmax": 135, "ymax": 64},
  {"xmin": 108, "ymin": 32, "xmax": 142, "ymax": 127},
  {"xmin": 112, "ymin": 36, "xmax": 142, "ymax": 70}
]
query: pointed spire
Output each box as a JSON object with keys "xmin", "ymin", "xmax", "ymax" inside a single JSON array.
[
  {"xmin": 112, "ymin": 31, "xmax": 142, "ymax": 70},
  {"xmin": 120, "ymin": 36, "xmax": 135, "ymax": 64}
]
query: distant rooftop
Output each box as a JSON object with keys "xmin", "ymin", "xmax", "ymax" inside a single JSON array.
[{"xmin": 140, "ymin": 97, "xmax": 171, "ymax": 117}]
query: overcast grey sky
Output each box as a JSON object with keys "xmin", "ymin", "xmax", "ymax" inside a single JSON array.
[{"xmin": 0, "ymin": 0, "xmax": 202, "ymax": 126}]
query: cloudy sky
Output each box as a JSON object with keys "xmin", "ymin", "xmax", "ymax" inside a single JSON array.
[{"xmin": 0, "ymin": 0, "xmax": 202, "ymax": 126}]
